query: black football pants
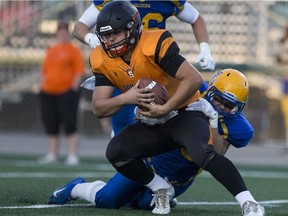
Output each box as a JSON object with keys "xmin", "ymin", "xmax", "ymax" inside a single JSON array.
[{"xmin": 106, "ymin": 111, "xmax": 247, "ymax": 196}]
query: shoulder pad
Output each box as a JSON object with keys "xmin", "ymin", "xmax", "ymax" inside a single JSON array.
[
  {"xmin": 141, "ymin": 30, "xmax": 166, "ymax": 56},
  {"xmin": 89, "ymin": 47, "xmax": 104, "ymax": 70}
]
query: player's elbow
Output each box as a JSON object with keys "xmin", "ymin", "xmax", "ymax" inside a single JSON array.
[
  {"xmin": 72, "ymin": 21, "xmax": 83, "ymax": 39},
  {"xmin": 71, "ymin": 23, "xmax": 79, "ymax": 38},
  {"xmin": 92, "ymin": 107, "xmax": 106, "ymax": 118},
  {"xmin": 193, "ymin": 14, "xmax": 206, "ymax": 28},
  {"xmin": 92, "ymin": 102, "xmax": 106, "ymax": 118},
  {"xmin": 197, "ymin": 75, "xmax": 204, "ymax": 87},
  {"xmin": 192, "ymin": 73, "xmax": 204, "ymax": 90},
  {"xmin": 92, "ymin": 103, "xmax": 113, "ymax": 119}
]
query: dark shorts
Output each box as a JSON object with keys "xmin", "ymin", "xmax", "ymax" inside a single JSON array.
[{"xmin": 40, "ymin": 90, "xmax": 80, "ymax": 135}]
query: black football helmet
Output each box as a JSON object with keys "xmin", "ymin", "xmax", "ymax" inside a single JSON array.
[{"xmin": 95, "ymin": 1, "xmax": 142, "ymax": 58}]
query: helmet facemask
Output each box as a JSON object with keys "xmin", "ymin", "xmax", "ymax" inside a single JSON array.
[
  {"xmin": 98, "ymin": 27, "xmax": 133, "ymax": 58},
  {"xmin": 206, "ymin": 69, "xmax": 249, "ymax": 118},
  {"xmin": 207, "ymin": 86, "xmax": 246, "ymax": 118},
  {"xmin": 95, "ymin": 0, "xmax": 142, "ymax": 58}
]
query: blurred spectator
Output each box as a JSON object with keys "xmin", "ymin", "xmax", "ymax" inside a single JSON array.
[
  {"xmin": 38, "ymin": 21, "xmax": 85, "ymax": 165},
  {"xmin": 276, "ymin": 25, "xmax": 288, "ymax": 64},
  {"xmin": 1, "ymin": 1, "xmax": 40, "ymax": 46},
  {"xmin": 277, "ymin": 25, "xmax": 288, "ymax": 148},
  {"xmin": 280, "ymin": 77, "xmax": 288, "ymax": 148}
]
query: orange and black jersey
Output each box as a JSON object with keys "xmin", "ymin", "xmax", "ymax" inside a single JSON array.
[{"xmin": 89, "ymin": 29, "xmax": 201, "ymax": 108}]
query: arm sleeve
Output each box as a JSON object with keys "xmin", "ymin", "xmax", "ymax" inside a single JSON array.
[
  {"xmin": 94, "ymin": 73, "xmax": 114, "ymax": 87},
  {"xmin": 78, "ymin": 3, "xmax": 100, "ymax": 29},
  {"xmin": 224, "ymin": 115, "xmax": 254, "ymax": 148},
  {"xmin": 175, "ymin": 2, "xmax": 199, "ymax": 24}
]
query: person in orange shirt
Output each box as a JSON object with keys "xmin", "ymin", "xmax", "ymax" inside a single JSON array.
[{"xmin": 38, "ymin": 21, "xmax": 85, "ymax": 165}]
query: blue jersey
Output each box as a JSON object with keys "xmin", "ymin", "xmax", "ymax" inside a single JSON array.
[
  {"xmin": 93, "ymin": 0, "xmax": 185, "ymax": 29},
  {"xmin": 219, "ymin": 114, "xmax": 254, "ymax": 148}
]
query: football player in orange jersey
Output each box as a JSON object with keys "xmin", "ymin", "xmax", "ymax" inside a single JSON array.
[
  {"xmin": 79, "ymin": 2, "xmax": 264, "ymax": 215},
  {"xmin": 76, "ymin": 0, "xmax": 215, "ymax": 136}
]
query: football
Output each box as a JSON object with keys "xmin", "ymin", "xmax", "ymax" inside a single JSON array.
[{"xmin": 138, "ymin": 78, "xmax": 170, "ymax": 105}]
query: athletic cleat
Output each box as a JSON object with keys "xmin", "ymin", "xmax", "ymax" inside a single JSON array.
[
  {"xmin": 170, "ymin": 198, "xmax": 178, "ymax": 208},
  {"xmin": 38, "ymin": 154, "xmax": 57, "ymax": 164},
  {"xmin": 242, "ymin": 201, "xmax": 265, "ymax": 216},
  {"xmin": 48, "ymin": 177, "xmax": 85, "ymax": 205},
  {"xmin": 65, "ymin": 155, "xmax": 79, "ymax": 166},
  {"xmin": 150, "ymin": 183, "xmax": 175, "ymax": 214}
]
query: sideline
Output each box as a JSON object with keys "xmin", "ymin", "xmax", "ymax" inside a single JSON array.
[
  {"xmin": 1, "ymin": 200, "xmax": 288, "ymax": 209},
  {"xmin": 0, "ymin": 170, "xmax": 288, "ymax": 179}
]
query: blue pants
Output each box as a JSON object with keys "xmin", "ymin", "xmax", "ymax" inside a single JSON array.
[{"xmin": 95, "ymin": 172, "xmax": 193, "ymax": 209}]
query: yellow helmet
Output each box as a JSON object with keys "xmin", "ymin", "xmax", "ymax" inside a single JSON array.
[{"xmin": 206, "ymin": 69, "xmax": 249, "ymax": 117}]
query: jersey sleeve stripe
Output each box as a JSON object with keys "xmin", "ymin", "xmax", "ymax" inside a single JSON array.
[
  {"xmin": 154, "ymin": 30, "xmax": 173, "ymax": 65},
  {"xmin": 154, "ymin": 30, "xmax": 186, "ymax": 77},
  {"xmin": 161, "ymin": 48, "xmax": 186, "ymax": 77}
]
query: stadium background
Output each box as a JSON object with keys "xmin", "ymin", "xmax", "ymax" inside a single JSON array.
[{"xmin": 0, "ymin": 1, "xmax": 288, "ymax": 148}]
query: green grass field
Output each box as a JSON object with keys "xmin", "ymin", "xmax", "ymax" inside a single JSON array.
[{"xmin": 0, "ymin": 154, "xmax": 287, "ymax": 216}]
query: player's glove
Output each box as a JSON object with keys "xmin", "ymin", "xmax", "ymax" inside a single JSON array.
[
  {"xmin": 195, "ymin": 42, "xmax": 215, "ymax": 71},
  {"xmin": 186, "ymin": 98, "xmax": 218, "ymax": 128},
  {"xmin": 84, "ymin": 33, "xmax": 100, "ymax": 48}
]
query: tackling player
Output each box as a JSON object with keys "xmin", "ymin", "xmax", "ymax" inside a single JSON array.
[
  {"xmin": 49, "ymin": 2, "xmax": 265, "ymax": 214},
  {"xmin": 74, "ymin": 0, "xmax": 215, "ymax": 135}
]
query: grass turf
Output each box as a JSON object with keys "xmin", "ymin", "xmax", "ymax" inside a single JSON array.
[{"xmin": 0, "ymin": 154, "xmax": 287, "ymax": 215}]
